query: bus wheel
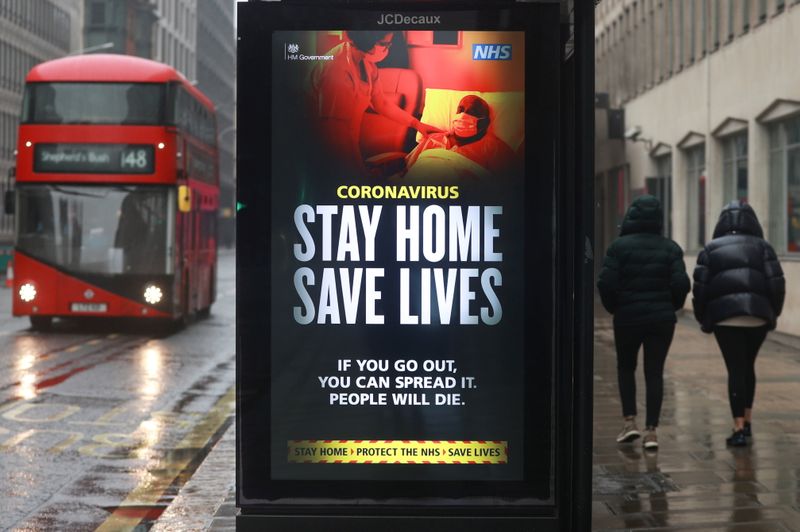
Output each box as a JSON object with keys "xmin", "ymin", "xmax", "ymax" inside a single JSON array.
[
  {"xmin": 30, "ymin": 316, "xmax": 53, "ymax": 331},
  {"xmin": 197, "ymin": 275, "xmax": 213, "ymax": 319},
  {"xmin": 176, "ymin": 277, "xmax": 195, "ymax": 329}
]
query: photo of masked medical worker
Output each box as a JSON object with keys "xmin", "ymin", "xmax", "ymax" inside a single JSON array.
[
  {"xmin": 310, "ymin": 31, "xmax": 442, "ymax": 177},
  {"xmin": 298, "ymin": 30, "xmax": 525, "ymax": 181},
  {"xmin": 403, "ymin": 94, "xmax": 517, "ymax": 180}
]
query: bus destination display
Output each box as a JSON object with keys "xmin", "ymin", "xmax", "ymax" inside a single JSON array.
[{"xmin": 34, "ymin": 144, "xmax": 155, "ymax": 174}]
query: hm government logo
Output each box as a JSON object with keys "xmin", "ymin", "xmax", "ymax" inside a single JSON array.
[{"xmin": 284, "ymin": 42, "xmax": 333, "ymax": 62}]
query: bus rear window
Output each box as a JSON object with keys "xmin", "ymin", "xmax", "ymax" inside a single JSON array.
[{"xmin": 23, "ymin": 82, "xmax": 165, "ymax": 125}]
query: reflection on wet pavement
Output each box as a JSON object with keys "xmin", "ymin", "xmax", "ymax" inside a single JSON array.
[
  {"xmin": 0, "ymin": 252, "xmax": 236, "ymax": 531},
  {"xmin": 593, "ymin": 306, "xmax": 800, "ymax": 531}
]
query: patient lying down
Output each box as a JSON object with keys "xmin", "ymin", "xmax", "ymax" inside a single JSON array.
[{"xmin": 403, "ymin": 95, "xmax": 516, "ymax": 180}]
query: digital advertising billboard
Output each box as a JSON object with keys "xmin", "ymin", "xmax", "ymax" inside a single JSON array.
[
  {"xmin": 271, "ymin": 27, "xmax": 526, "ymax": 483},
  {"xmin": 236, "ymin": 2, "xmax": 580, "ymax": 525}
]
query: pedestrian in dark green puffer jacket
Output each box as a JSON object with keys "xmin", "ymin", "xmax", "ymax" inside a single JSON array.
[{"xmin": 597, "ymin": 194, "xmax": 690, "ymax": 451}]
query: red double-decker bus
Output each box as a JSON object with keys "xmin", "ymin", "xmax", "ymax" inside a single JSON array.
[{"xmin": 8, "ymin": 54, "xmax": 218, "ymax": 330}]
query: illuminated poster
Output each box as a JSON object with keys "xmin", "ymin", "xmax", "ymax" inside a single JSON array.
[{"xmin": 270, "ymin": 29, "xmax": 527, "ymax": 482}]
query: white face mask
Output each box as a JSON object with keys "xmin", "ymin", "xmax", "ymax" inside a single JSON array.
[{"xmin": 452, "ymin": 112, "xmax": 480, "ymax": 138}]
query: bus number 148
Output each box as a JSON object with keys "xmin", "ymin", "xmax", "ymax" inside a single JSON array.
[{"xmin": 121, "ymin": 150, "xmax": 149, "ymax": 169}]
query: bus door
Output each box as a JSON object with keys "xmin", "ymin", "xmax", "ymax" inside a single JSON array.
[
  {"xmin": 191, "ymin": 186, "xmax": 201, "ymax": 312},
  {"xmin": 178, "ymin": 138, "xmax": 193, "ymax": 314},
  {"xmin": 185, "ymin": 149, "xmax": 203, "ymax": 315}
]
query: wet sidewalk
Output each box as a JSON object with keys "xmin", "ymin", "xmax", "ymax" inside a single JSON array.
[
  {"xmin": 152, "ymin": 306, "xmax": 800, "ymax": 531},
  {"xmin": 593, "ymin": 309, "xmax": 800, "ymax": 531}
]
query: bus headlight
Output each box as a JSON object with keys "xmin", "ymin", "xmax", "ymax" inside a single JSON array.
[
  {"xmin": 144, "ymin": 285, "xmax": 163, "ymax": 305},
  {"xmin": 19, "ymin": 283, "xmax": 37, "ymax": 302}
]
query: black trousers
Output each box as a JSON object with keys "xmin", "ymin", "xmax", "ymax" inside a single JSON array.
[
  {"xmin": 713, "ymin": 325, "xmax": 768, "ymax": 418},
  {"xmin": 614, "ymin": 321, "xmax": 676, "ymax": 428}
]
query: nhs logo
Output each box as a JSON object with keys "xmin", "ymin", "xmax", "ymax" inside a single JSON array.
[{"xmin": 472, "ymin": 44, "xmax": 512, "ymax": 60}]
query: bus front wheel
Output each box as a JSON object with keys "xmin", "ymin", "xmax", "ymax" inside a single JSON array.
[
  {"xmin": 30, "ymin": 316, "xmax": 53, "ymax": 331},
  {"xmin": 197, "ymin": 271, "xmax": 214, "ymax": 319},
  {"xmin": 175, "ymin": 276, "xmax": 195, "ymax": 329}
]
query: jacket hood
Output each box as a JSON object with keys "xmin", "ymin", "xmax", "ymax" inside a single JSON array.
[
  {"xmin": 620, "ymin": 195, "xmax": 663, "ymax": 236},
  {"xmin": 712, "ymin": 201, "xmax": 763, "ymax": 238}
]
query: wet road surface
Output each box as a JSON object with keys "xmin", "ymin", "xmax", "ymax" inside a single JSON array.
[
  {"xmin": 593, "ymin": 305, "xmax": 800, "ymax": 531},
  {"xmin": 0, "ymin": 251, "xmax": 235, "ymax": 531}
]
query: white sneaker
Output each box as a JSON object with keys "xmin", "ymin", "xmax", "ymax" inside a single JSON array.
[
  {"xmin": 642, "ymin": 429, "xmax": 658, "ymax": 450},
  {"xmin": 616, "ymin": 418, "xmax": 641, "ymax": 443}
]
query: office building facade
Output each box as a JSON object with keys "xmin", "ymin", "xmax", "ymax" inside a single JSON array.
[
  {"xmin": 195, "ymin": 0, "xmax": 235, "ymax": 247},
  {"xmin": 596, "ymin": 0, "xmax": 800, "ymax": 335},
  {"xmin": 0, "ymin": 0, "xmax": 83, "ymax": 252}
]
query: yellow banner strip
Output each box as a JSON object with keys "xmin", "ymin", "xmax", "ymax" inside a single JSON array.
[{"xmin": 288, "ymin": 439, "xmax": 507, "ymax": 464}]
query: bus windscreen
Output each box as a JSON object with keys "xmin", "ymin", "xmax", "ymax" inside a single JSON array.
[
  {"xmin": 16, "ymin": 185, "xmax": 173, "ymax": 275},
  {"xmin": 23, "ymin": 82, "xmax": 165, "ymax": 125}
]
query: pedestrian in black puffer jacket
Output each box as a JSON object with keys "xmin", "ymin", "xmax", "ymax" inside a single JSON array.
[
  {"xmin": 598, "ymin": 195, "xmax": 690, "ymax": 451},
  {"xmin": 692, "ymin": 201, "xmax": 785, "ymax": 447}
]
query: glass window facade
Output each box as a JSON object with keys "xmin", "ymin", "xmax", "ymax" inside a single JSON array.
[
  {"xmin": 742, "ymin": 0, "xmax": 751, "ymax": 32},
  {"xmin": 769, "ymin": 115, "xmax": 800, "ymax": 253},
  {"xmin": 722, "ymin": 133, "xmax": 748, "ymax": 205},
  {"xmin": 686, "ymin": 144, "xmax": 706, "ymax": 250},
  {"xmin": 689, "ymin": 0, "xmax": 695, "ymax": 64},
  {"xmin": 595, "ymin": 0, "xmax": 783, "ymax": 108},
  {"xmin": 727, "ymin": 0, "xmax": 734, "ymax": 40},
  {"xmin": 607, "ymin": 166, "xmax": 629, "ymax": 236},
  {"xmin": 646, "ymin": 155, "xmax": 673, "ymax": 238}
]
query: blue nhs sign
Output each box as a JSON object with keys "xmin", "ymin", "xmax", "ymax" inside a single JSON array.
[{"xmin": 472, "ymin": 44, "xmax": 512, "ymax": 60}]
